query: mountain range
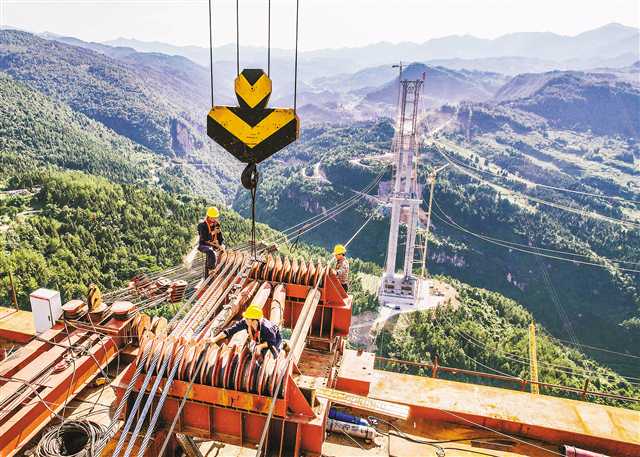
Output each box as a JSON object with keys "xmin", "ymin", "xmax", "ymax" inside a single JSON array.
[{"xmin": 100, "ymin": 22, "xmax": 639, "ymax": 75}]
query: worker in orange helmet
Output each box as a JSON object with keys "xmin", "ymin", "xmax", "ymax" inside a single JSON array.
[
  {"xmin": 197, "ymin": 207, "xmax": 225, "ymax": 278},
  {"xmin": 211, "ymin": 305, "xmax": 287, "ymax": 361},
  {"xmin": 333, "ymin": 244, "xmax": 350, "ymax": 292}
]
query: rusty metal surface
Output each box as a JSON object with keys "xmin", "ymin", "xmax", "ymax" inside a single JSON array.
[
  {"xmin": 0, "ymin": 306, "xmax": 36, "ymax": 343},
  {"xmin": 0, "ymin": 331, "xmax": 120, "ymax": 456},
  {"xmin": 368, "ymin": 367, "xmax": 640, "ymax": 456}
]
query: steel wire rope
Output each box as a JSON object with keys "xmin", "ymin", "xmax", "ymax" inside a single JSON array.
[
  {"xmin": 107, "ymin": 167, "xmax": 381, "ymax": 453},
  {"xmin": 437, "ymin": 147, "xmax": 640, "ymax": 229},
  {"xmin": 520, "ymin": 214, "xmax": 581, "ymax": 350},
  {"xmin": 35, "ymin": 419, "xmax": 104, "ymax": 457},
  {"xmin": 431, "ymin": 308, "xmax": 640, "ymax": 387},
  {"xmin": 95, "ymin": 274, "xmax": 217, "ymax": 455},
  {"xmin": 208, "ymin": 0, "xmax": 215, "ymax": 106},
  {"xmin": 430, "ymin": 200, "xmax": 640, "ymax": 273},
  {"xmin": 133, "ymin": 257, "xmax": 257, "ymax": 457},
  {"xmin": 0, "ymin": 375, "xmax": 64, "ymax": 421},
  {"xmin": 425, "ymin": 196, "xmax": 640, "ymax": 382},
  {"xmin": 550, "ymin": 336, "xmax": 640, "ymax": 360},
  {"xmin": 230, "ymin": 168, "xmax": 383, "ymax": 252},
  {"xmin": 267, "ymin": 0, "xmax": 270, "ymax": 76},
  {"xmin": 293, "ymin": 0, "xmax": 299, "ymax": 112},
  {"xmin": 425, "ymin": 191, "xmax": 640, "ymax": 267},
  {"xmin": 368, "ymin": 415, "xmax": 500, "ymax": 457},
  {"xmin": 438, "ymin": 409, "xmax": 564, "ymax": 456},
  {"xmin": 236, "ymin": 0, "xmax": 240, "ymax": 76},
  {"xmin": 431, "ymin": 141, "xmax": 640, "ymax": 205},
  {"xmin": 254, "ymin": 266, "xmax": 325, "ymax": 457},
  {"xmin": 110, "ymin": 272, "xmax": 218, "ymax": 457},
  {"xmin": 56, "ymin": 318, "xmax": 78, "ymax": 442},
  {"xmin": 429, "ymin": 206, "xmax": 640, "ymax": 383},
  {"xmin": 232, "ymin": 165, "xmax": 388, "ymax": 253},
  {"xmin": 33, "ymin": 331, "xmax": 118, "ymax": 416}
]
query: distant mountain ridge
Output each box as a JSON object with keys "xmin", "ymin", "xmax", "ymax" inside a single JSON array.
[
  {"xmin": 364, "ymin": 63, "xmax": 507, "ymax": 107},
  {"xmin": 102, "ymin": 23, "xmax": 638, "ymax": 75},
  {"xmin": 495, "ymin": 71, "xmax": 640, "ymax": 137}
]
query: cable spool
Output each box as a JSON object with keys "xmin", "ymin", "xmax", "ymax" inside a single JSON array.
[{"xmin": 35, "ymin": 420, "xmax": 104, "ymax": 457}]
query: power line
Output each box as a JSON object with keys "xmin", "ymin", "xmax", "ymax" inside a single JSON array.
[
  {"xmin": 431, "ymin": 200, "xmax": 640, "ymax": 274},
  {"xmin": 549, "ymin": 335, "xmax": 640, "ymax": 361},
  {"xmin": 432, "ymin": 141, "xmax": 639, "ymax": 205},
  {"xmin": 434, "ymin": 311, "xmax": 640, "ymax": 386},
  {"xmin": 437, "ymin": 147, "xmax": 640, "ymax": 229}
]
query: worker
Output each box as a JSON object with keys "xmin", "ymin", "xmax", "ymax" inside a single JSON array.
[
  {"xmin": 333, "ymin": 244, "xmax": 350, "ymax": 292},
  {"xmin": 211, "ymin": 305, "xmax": 286, "ymax": 360},
  {"xmin": 198, "ymin": 207, "xmax": 225, "ymax": 278}
]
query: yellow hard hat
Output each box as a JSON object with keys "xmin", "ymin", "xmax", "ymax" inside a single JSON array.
[
  {"xmin": 242, "ymin": 305, "xmax": 263, "ymax": 320},
  {"xmin": 206, "ymin": 207, "xmax": 220, "ymax": 218},
  {"xmin": 333, "ymin": 244, "xmax": 346, "ymax": 255}
]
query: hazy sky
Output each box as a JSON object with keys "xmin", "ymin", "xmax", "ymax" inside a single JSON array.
[{"xmin": 1, "ymin": 0, "xmax": 638, "ymax": 51}]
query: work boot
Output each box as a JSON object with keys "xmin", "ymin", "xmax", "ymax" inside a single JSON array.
[{"xmin": 282, "ymin": 341, "xmax": 291, "ymax": 355}]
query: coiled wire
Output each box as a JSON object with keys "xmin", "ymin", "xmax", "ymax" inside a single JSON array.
[{"xmin": 35, "ymin": 420, "xmax": 104, "ymax": 457}]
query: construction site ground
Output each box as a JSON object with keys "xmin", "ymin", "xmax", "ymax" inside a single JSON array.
[{"xmin": 349, "ymin": 277, "xmax": 458, "ymax": 349}]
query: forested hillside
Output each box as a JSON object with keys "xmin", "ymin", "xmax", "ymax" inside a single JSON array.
[
  {"xmin": 0, "ymin": 166, "xmax": 202, "ymax": 306},
  {"xmin": 0, "ymin": 73, "xmax": 192, "ymax": 191},
  {"xmin": 0, "ymin": 30, "xmax": 241, "ymax": 201},
  {"xmin": 1, "ymin": 27, "xmax": 638, "ymax": 411}
]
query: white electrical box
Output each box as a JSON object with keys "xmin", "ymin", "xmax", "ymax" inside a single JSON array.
[{"xmin": 29, "ymin": 288, "xmax": 63, "ymax": 334}]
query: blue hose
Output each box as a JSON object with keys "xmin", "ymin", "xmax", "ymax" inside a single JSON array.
[{"xmin": 329, "ymin": 408, "xmax": 370, "ymax": 427}]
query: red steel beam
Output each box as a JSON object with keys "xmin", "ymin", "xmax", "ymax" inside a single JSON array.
[{"xmin": 0, "ymin": 332, "xmax": 119, "ymax": 456}]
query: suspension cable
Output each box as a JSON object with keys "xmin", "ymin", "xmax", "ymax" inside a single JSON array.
[
  {"xmin": 431, "ymin": 199, "xmax": 640, "ymax": 273},
  {"xmin": 433, "ymin": 139, "xmax": 639, "ymax": 205},
  {"xmin": 438, "ymin": 147, "xmax": 640, "ymax": 229}
]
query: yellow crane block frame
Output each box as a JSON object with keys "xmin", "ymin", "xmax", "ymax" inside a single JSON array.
[{"xmin": 207, "ymin": 68, "xmax": 299, "ymax": 164}]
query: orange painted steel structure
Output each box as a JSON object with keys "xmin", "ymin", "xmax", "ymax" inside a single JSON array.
[
  {"xmin": 113, "ymin": 253, "xmax": 352, "ymax": 457},
  {"xmin": 0, "ymin": 316, "xmax": 133, "ymax": 456},
  {"xmin": 375, "ymin": 356, "xmax": 640, "ymax": 404},
  {"xmin": 335, "ymin": 349, "xmax": 640, "ymax": 457}
]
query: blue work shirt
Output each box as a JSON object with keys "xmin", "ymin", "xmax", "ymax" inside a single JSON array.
[{"xmin": 222, "ymin": 318, "xmax": 283, "ymax": 356}]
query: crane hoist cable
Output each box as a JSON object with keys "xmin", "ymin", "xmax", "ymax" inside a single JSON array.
[{"xmin": 207, "ymin": 0, "xmax": 301, "ymax": 261}]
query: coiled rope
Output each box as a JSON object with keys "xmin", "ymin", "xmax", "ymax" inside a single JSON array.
[{"xmin": 35, "ymin": 420, "xmax": 104, "ymax": 457}]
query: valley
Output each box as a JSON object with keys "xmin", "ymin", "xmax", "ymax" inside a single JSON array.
[{"xmin": 0, "ymin": 24, "xmax": 638, "ymax": 411}]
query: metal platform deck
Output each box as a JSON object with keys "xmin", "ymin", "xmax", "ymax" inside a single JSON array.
[{"xmin": 368, "ymin": 369, "xmax": 640, "ymax": 456}]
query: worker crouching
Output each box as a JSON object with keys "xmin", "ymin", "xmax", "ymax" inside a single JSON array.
[
  {"xmin": 333, "ymin": 244, "xmax": 350, "ymax": 292},
  {"xmin": 198, "ymin": 207, "xmax": 225, "ymax": 278},
  {"xmin": 211, "ymin": 305, "xmax": 288, "ymax": 362}
]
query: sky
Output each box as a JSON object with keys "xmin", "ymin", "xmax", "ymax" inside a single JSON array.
[{"xmin": 0, "ymin": 0, "xmax": 638, "ymax": 51}]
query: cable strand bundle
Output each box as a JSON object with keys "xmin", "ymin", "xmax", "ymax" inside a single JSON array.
[{"xmin": 35, "ymin": 420, "xmax": 104, "ymax": 457}]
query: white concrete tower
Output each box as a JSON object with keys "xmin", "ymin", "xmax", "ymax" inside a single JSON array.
[{"xmin": 379, "ymin": 77, "xmax": 425, "ymax": 307}]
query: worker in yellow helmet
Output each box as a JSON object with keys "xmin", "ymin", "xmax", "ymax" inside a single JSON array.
[
  {"xmin": 197, "ymin": 207, "xmax": 225, "ymax": 278},
  {"xmin": 333, "ymin": 244, "xmax": 350, "ymax": 292},
  {"xmin": 211, "ymin": 305, "xmax": 286, "ymax": 360}
]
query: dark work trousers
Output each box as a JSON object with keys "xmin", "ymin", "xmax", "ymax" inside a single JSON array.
[{"xmin": 198, "ymin": 244, "xmax": 217, "ymax": 278}]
